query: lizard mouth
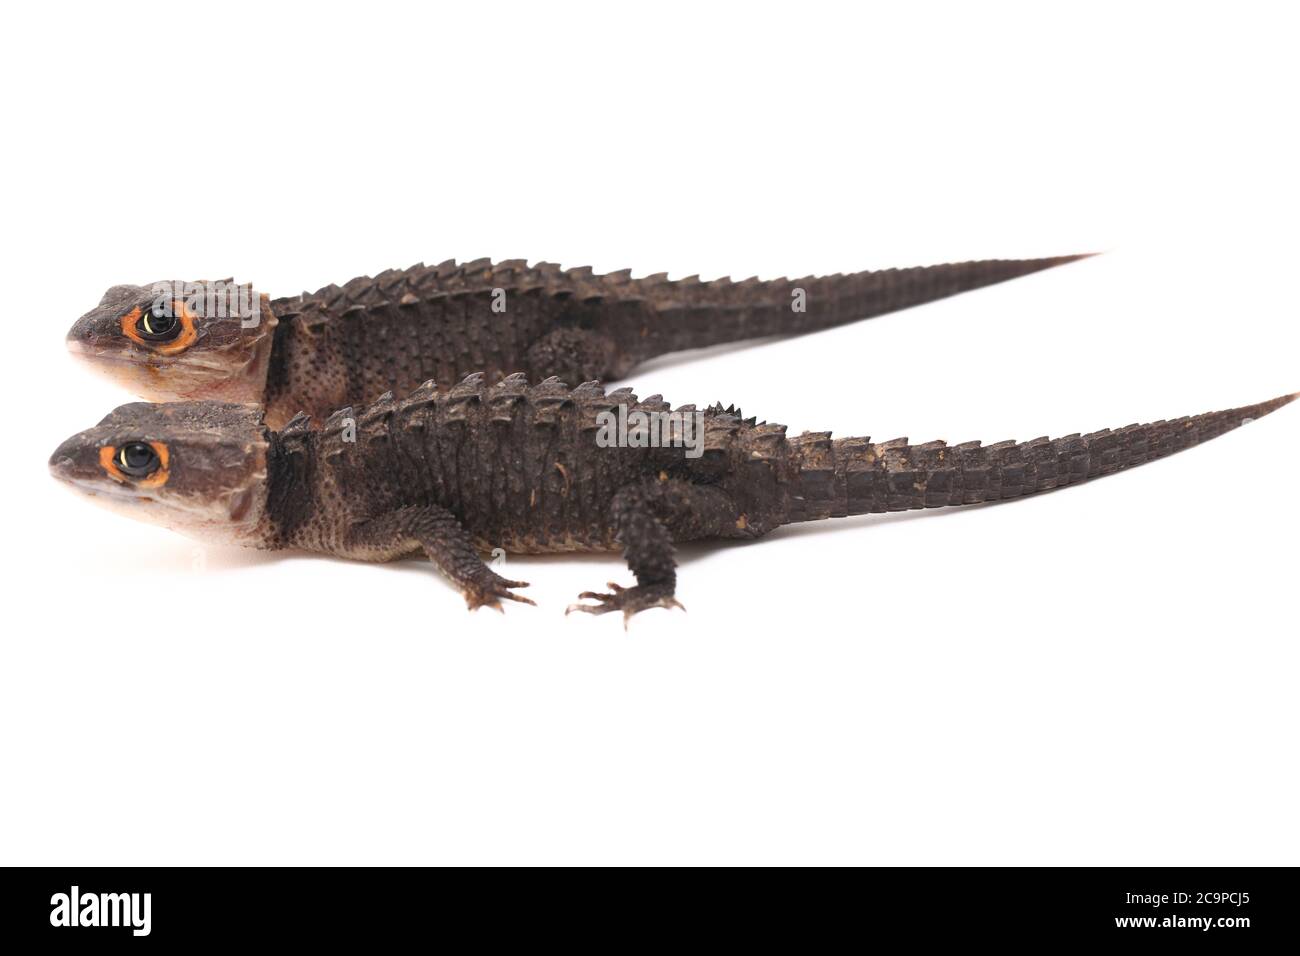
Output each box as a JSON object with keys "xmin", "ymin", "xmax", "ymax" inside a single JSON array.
[
  {"xmin": 66, "ymin": 332, "xmax": 270, "ymax": 404},
  {"xmin": 64, "ymin": 342, "xmax": 175, "ymax": 403},
  {"xmin": 65, "ymin": 336, "xmax": 233, "ymax": 370},
  {"xmin": 48, "ymin": 453, "xmax": 146, "ymax": 502},
  {"xmin": 65, "ymin": 336, "xmax": 127, "ymax": 363}
]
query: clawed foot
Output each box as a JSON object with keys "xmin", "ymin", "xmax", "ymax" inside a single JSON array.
[
  {"xmin": 566, "ymin": 581, "xmax": 684, "ymax": 628},
  {"xmin": 465, "ymin": 571, "xmax": 535, "ymax": 612}
]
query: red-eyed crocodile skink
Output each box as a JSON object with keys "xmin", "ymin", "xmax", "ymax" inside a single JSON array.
[
  {"xmin": 65, "ymin": 255, "xmax": 1089, "ymax": 428},
  {"xmin": 48, "ymin": 377, "xmax": 1294, "ymax": 623}
]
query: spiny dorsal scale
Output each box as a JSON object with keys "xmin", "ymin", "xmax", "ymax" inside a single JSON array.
[
  {"xmin": 323, "ymin": 405, "xmax": 354, "ymax": 429},
  {"xmin": 792, "ymin": 432, "xmax": 834, "ymax": 471},
  {"xmin": 488, "ymin": 376, "xmax": 528, "ymax": 420},
  {"xmin": 278, "ymin": 411, "xmax": 313, "ymax": 437},
  {"xmin": 413, "ymin": 269, "xmax": 441, "ymax": 292},
  {"xmin": 399, "ymin": 382, "xmax": 439, "ymax": 424},
  {"xmin": 909, "ymin": 445, "xmax": 947, "ymax": 467},
  {"xmin": 441, "ymin": 389, "xmax": 480, "ymax": 424},
  {"xmin": 703, "ymin": 416, "xmax": 742, "ymax": 451},
  {"xmin": 359, "ymin": 392, "xmax": 396, "ymax": 426},
  {"xmin": 529, "ymin": 380, "xmax": 572, "ymax": 425},
  {"xmin": 749, "ymin": 432, "xmax": 785, "ymax": 460},
  {"xmin": 575, "ymin": 382, "xmax": 616, "ymax": 423},
  {"xmin": 444, "ymin": 375, "xmax": 485, "ymax": 412},
  {"xmin": 359, "ymin": 405, "xmax": 394, "ymax": 429}
]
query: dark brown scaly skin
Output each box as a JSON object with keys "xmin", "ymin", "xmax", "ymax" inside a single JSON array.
[
  {"xmin": 49, "ymin": 380, "xmax": 1296, "ymax": 623},
  {"xmin": 66, "ymin": 256, "xmax": 1090, "ymax": 428},
  {"xmin": 262, "ymin": 256, "xmax": 1089, "ymax": 427}
]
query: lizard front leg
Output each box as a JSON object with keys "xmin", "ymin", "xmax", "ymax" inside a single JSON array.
[
  {"xmin": 566, "ymin": 480, "xmax": 735, "ymax": 626},
  {"xmin": 344, "ymin": 505, "xmax": 533, "ymax": 612}
]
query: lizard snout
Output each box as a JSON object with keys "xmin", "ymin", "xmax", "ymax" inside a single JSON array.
[{"xmin": 48, "ymin": 434, "xmax": 90, "ymax": 484}]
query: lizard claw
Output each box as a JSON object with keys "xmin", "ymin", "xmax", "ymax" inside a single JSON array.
[
  {"xmin": 465, "ymin": 573, "xmax": 535, "ymax": 612},
  {"xmin": 565, "ymin": 582, "xmax": 684, "ymax": 628}
]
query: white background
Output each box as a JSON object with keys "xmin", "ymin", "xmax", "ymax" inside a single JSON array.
[{"xmin": 1, "ymin": 2, "xmax": 1296, "ymax": 865}]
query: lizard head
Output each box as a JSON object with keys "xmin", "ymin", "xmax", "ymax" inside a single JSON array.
[
  {"xmin": 66, "ymin": 281, "xmax": 278, "ymax": 404},
  {"xmin": 49, "ymin": 401, "xmax": 272, "ymax": 546}
]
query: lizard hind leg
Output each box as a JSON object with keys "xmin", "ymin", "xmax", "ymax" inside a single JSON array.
[
  {"xmin": 566, "ymin": 480, "xmax": 736, "ymax": 627},
  {"xmin": 344, "ymin": 505, "xmax": 534, "ymax": 612}
]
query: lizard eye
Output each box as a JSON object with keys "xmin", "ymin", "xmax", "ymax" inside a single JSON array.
[
  {"xmin": 116, "ymin": 441, "xmax": 160, "ymax": 477},
  {"xmin": 99, "ymin": 440, "xmax": 169, "ymax": 485},
  {"xmin": 119, "ymin": 301, "xmax": 197, "ymax": 353},
  {"xmin": 134, "ymin": 304, "xmax": 181, "ymax": 341}
]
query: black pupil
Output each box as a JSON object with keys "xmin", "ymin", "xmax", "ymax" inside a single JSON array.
[
  {"xmin": 119, "ymin": 442, "xmax": 158, "ymax": 475},
  {"xmin": 137, "ymin": 307, "xmax": 178, "ymax": 339}
]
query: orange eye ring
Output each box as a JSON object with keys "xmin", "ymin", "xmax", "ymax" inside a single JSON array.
[
  {"xmin": 120, "ymin": 301, "xmax": 198, "ymax": 355},
  {"xmin": 99, "ymin": 441, "xmax": 170, "ymax": 488}
]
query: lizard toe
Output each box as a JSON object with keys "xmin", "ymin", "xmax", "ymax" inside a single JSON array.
[{"xmin": 565, "ymin": 583, "xmax": 684, "ymax": 626}]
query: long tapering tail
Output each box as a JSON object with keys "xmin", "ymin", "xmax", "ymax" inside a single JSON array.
[
  {"xmin": 787, "ymin": 392, "xmax": 1297, "ymax": 523},
  {"xmin": 636, "ymin": 254, "xmax": 1092, "ymax": 360},
  {"xmin": 271, "ymin": 255, "xmax": 1091, "ymax": 385}
]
